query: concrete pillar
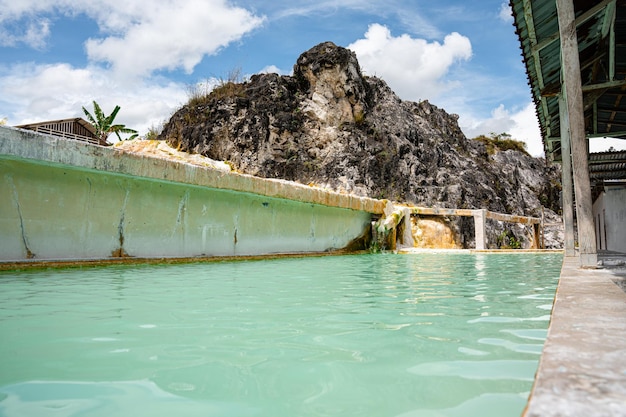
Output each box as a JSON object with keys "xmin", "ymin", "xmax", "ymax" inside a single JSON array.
[
  {"xmin": 474, "ymin": 209, "xmax": 487, "ymax": 250},
  {"xmin": 398, "ymin": 207, "xmax": 415, "ymax": 249},
  {"xmin": 559, "ymin": 93, "xmax": 577, "ymax": 257},
  {"xmin": 557, "ymin": 0, "xmax": 597, "ymax": 267}
]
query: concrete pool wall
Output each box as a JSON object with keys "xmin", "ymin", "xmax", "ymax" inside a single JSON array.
[{"xmin": 0, "ymin": 127, "xmax": 385, "ymax": 262}]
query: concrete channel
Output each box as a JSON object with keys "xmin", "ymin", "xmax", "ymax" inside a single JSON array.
[{"xmin": 0, "ymin": 127, "xmax": 384, "ymax": 262}]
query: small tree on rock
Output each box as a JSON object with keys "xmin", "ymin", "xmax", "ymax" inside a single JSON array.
[{"xmin": 82, "ymin": 101, "xmax": 137, "ymax": 146}]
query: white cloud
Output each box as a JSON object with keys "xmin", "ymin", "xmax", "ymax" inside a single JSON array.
[
  {"xmin": 589, "ymin": 137, "xmax": 626, "ymax": 153},
  {"xmin": 271, "ymin": 0, "xmax": 442, "ymax": 39},
  {"xmin": 509, "ymin": 103, "xmax": 543, "ymax": 156},
  {"xmin": 24, "ymin": 19, "xmax": 51, "ymax": 49},
  {"xmin": 499, "ymin": 2, "xmax": 513, "ymax": 23},
  {"xmin": 0, "ymin": 18, "xmax": 51, "ymax": 49},
  {"xmin": 348, "ymin": 24, "xmax": 472, "ymax": 102},
  {"xmin": 0, "ymin": 0, "xmax": 265, "ymax": 79},
  {"xmin": 0, "ymin": 0, "xmax": 75, "ymax": 47},
  {"xmin": 85, "ymin": 0, "xmax": 265, "ymax": 78},
  {"xmin": 0, "ymin": 0, "xmax": 265, "ymax": 134},
  {"xmin": 259, "ymin": 65, "xmax": 287, "ymax": 75},
  {"xmin": 460, "ymin": 104, "xmax": 515, "ymax": 138},
  {"xmin": 459, "ymin": 101, "xmax": 626, "ymax": 156},
  {"xmin": 0, "ymin": 63, "xmax": 187, "ymax": 136},
  {"xmin": 459, "ymin": 102, "xmax": 545, "ymax": 157}
]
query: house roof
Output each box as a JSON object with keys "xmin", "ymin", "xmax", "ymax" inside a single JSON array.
[
  {"xmin": 16, "ymin": 118, "xmax": 98, "ymax": 137},
  {"xmin": 510, "ymin": 0, "xmax": 626, "ymax": 181}
]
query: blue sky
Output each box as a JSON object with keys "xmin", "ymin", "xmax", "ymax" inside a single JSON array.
[{"xmin": 1, "ymin": 0, "xmax": 621, "ymax": 155}]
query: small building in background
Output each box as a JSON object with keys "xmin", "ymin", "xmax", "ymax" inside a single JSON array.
[
  {"xmin": 593, "ymin": 181, "xmax": 626, "ymax": 253},
  {"xmin": 590, "ymin": 151, "xmax": 626, "ymax": 254},
  {"xmin": 16, "ymin": 118, "xmax": 103, "ymax": 145}
]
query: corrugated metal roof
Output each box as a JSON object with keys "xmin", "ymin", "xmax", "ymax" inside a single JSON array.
[
  {"xmin": 589, "ymin": 150, "xmax": 626, "ymax": 179},
  {"xmin": 16, "ymin": 118, "xmax": 97, "ymax": 137},
  {"xmin": 15, "ymin": 118, "xmax": 101, "ymax": 145},
  {"xmin": 510, "ymin": 0, "xmax": 626, "ymax": 170}
]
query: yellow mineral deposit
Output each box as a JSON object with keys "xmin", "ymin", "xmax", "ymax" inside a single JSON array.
[{"xmin": 411, "ymin": 217, "xmax": 460, "ymax": 249}]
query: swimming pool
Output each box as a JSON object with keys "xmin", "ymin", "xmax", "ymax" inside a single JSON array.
[{"xmin": 0, "ymin": 252, "xmax": 562, "ymax": 417}]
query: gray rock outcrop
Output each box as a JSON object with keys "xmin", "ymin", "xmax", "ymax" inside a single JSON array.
[{"xmin": 160, "ymin": 42, "xmax": 563, "ymax": 249}]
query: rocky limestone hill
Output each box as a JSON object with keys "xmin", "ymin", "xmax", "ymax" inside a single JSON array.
[{"xmin": 159, "ymin": 42, "xmax": 563, "ymax": 249}]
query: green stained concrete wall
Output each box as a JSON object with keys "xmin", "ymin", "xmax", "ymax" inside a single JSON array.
[{"xmin": 0, "ymin": 127, "xmax": 378, "ymax": 262}]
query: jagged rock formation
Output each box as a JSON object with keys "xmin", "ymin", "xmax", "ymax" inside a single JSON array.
[{"xmin": 160, "ymin": 42, "xmax": 563, "ymax": 248}]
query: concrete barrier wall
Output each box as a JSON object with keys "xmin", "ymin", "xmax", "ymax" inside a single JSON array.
[{"xmin": 0, "ymin": 127, "xmax": 376, "ymax": 262}]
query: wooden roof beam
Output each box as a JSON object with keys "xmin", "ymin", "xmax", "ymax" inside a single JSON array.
[
  {"xmin": 581, "ymin": 79, "xmax": 626, "ymax": 92},
  {"xmin": 532, "ymin": 0, "xmax": 616, "ymax": 53}
]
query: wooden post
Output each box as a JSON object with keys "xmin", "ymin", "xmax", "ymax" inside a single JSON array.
[
  {"xmin": 558, "ymin": 92, "xmax": 577, "ymax": 257},
  {"xmin": 557, "ymin": 0, "xmax": 597, "ymax": 267}
]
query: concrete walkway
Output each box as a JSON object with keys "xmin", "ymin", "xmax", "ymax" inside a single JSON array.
[{"xmin": 523, "ymin": 252, "xmax": 626, "ymax": 417}]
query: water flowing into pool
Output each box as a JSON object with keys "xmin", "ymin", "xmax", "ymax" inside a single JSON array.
[{"xmin": 0, "ymin": 252, "xmax": 562, "ymax": 417}]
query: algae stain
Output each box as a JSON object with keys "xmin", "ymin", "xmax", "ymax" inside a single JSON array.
[
  {"xmin": 7, "ymin": 175, "xmax": 35, "ymax": 259},
  {"xmin": 232, "ymin": 213, "xmax": 239, "ymax": 252},
  {"xmin": 201, "ymin": 224, "xmax": 208, "ymax": 251},
  {"xmin": 309, "ymin": 215, "xmax": 316, "ymax": 240},
  {"xmin": 175, "ymin": 191, "xmax": 189, "ymax": 226},
  {"xmin": 173, "ymin": 190, "xmax": 190, "ymax": 238},
  {"xmin": 112, "ymin": 189, "xmax": 131, "ymax": 258}
]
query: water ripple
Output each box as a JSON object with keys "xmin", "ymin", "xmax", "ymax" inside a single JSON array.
[{"xmin": 0, "ymin": 252, "xmax": 562, "ymax": 417}]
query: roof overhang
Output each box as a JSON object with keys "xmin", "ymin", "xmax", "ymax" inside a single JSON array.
[
  {"xmin": 16, "ymin": 118, "xmax": 98, "ymax": 137},
  {"xmin": 510, "ymin": 0, "xmax": 626, "ymax": 175}
]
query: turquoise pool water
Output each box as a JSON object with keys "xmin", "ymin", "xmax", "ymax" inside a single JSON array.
[{"xmin": 0, "ymin": 252, "xmax": 562, "ymax": 417}]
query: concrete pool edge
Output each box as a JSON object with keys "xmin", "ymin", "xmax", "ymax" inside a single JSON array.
[
  {"xmin": 399, "ymin": 248, "xmax": 564, "ymax": 254},
  {"xmin": 0, "ymin": 248, "xmax": 565, "ymax": 271},
  {"xmin": 0, "ymin": 249, "xmax": 372, "ymax": 272},
  {"xmin": 0, "ymin": 127, "xmax": 387, "ymax": 215},
  {"xmin": 523, "ymin": 253, "xmax": 626, "ymax": 417}
]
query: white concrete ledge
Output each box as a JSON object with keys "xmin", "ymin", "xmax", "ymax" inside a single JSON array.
[
  {"xmin": 0, "ymin": 127, "xmax": 387, "ymax": 215},
  {"xmin": 523, "ymin": 255, "xmax": 626, "ymax": 417}
]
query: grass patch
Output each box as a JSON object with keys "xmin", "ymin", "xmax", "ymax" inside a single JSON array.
[
  {"xmin": 186, "ymin": 68, "xmax": 247, "ymax": 107},
  {"xmin": 473, "ymin": 132, "xmax": 529, "ymax": 156}
]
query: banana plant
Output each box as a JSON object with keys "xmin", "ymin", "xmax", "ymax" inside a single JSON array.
[{"xmin": 82, "ymin": 101, "xmax": 138, "ymax": 146}]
